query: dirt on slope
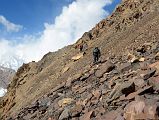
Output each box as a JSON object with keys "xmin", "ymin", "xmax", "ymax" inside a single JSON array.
[{"xmin": 1, "ymin": 0, "xmax": 159, "ymax": 119}]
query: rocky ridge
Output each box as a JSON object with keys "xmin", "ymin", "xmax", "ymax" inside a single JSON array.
[{"xmin": 1, "ymin": 0, "xmax": 159, "ymax": 119}]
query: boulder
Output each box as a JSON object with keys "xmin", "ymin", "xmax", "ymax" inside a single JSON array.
[
  {"xmin": 65, "ymin": 73, "xmax": 81, "ymax": 87},
  {"xmin": 72, "ymin": 53, "xmax": 84, "ymax": 61},
  {"xmin": 124, "ymin": 98, "xmax": 159, "ymax": 120},
  {"xmin": 118, "ymin": 63, "xmax": 132, "ymax": 73},
  {"xmin": 140, "ymin": 69, "xmax": 156, "ymax": 80},
  {"xmin": 148, "ymin": 76, "xmax": 159, "ymax": 91},
  {"xmin": 70, "ymin": 105, "xmax": 83, "ymax": 117},
  {"xmin": 59, "ymin": 108, "xmax": 70, "ymax": 120},
  {"xmin": 120, "ymin": 86, "xmax": 153, "ymax": 100},
  {"xmin": 95, "ymin": 61, "xmax": 115, "ymax": 78},
  {"xmin": 133, "ymin": 79, "xmax": 145, "ymax": 88},
  {"xmin": 121, "ymin": 81, "xmax": 135, "ymax": 96},
  {"xmin": 127, "ymin": 53, "xmax": 139, "ymax": 63}
]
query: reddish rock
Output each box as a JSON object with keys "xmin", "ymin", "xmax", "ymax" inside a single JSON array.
[
  {"xmin": 133, "ymin": 78, "xmax": 145, "ymax": 88},
  {"xmin": 100, "ymin": 77, "xmax": 107, "ymax": 83},
  {"xmin": 95, "ymin": 61, "xmax": 115, "ymax": 78},
  {"xmin": 101, "ymin": 110, "xmax": 120, "ymax": 120},
  {"xmin": 70, "ymin": 105, "xmax": 83, "ymax": 117},
  {"xmin": 124, "ymin": 98, "xmax": 159, "ymax": 120},
  {"xmin": 149, "ymin": 76, "xmax": 159, "ymax": 91},
  {"xmin": 149, "ymin": 61, "xmax": 159, "ymax": 71},
  {"xmin": 121, "ymin": 81, "xmax": 135, "ymax": 96},
  {"xmin": 92, "ymin": 90, "xmax": 101, "ymax": 99},
  {"xmin": 140, "ymin": 62, "xmax": 149, "ymax": 70},
  {"xmin": 120, "ymin": 86, "xmax": 153, "ymax": 100},
  {"xmin": 118, "ymin": 63, "xmax": 132, "ymax": 73}
]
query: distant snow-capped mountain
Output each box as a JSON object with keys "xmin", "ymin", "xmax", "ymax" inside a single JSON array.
[
  {"xmin": 0, "ymin": 66, "xmax": 15, "ymax": 97},
  {"xmin": 0, "ymin": 55, "xmax": 24, "ymax": 70}
]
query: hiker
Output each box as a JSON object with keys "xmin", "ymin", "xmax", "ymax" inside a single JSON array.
[
  {"xmin": 93, "ymin": 47, "xmax": 101, "ymax": 64},
  {"xmin": 79, "ymin": 44, "xmax": 83, "ymax": 52}
]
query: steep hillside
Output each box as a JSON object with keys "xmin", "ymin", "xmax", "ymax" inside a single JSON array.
[{"xmin": 1, "ymin": 0, "xmax": 159, "ymax": 119}]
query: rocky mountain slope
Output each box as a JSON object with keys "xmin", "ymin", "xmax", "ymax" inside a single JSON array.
[{"xmin": 1, "ymin": 0, "xmax": 159, "ymax": 119}]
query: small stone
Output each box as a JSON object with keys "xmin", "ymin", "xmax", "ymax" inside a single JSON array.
[
  {"xmin": 58, "ymin": 98, "xmax": 74, "ymax": 107},
  {"xmin": 127, "ymin": 53, "xmax": 139, "ymax": 63},
  {"xmin": 139, "ymin": 57, "xmax": 145, "ymax": 62}
]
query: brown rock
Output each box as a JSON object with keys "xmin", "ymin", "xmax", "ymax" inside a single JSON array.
[
  {"xmin": 124, "ymin": 98, "xmax": 159, "ymax": 120},
  {"xmin": 59, "ymin": 108, "xmax": 70, "ymax": 120},
  {"xmin": 133, "ymin": 79, "xmax": 145, "ymax": 88},
  {"xmin": 127, "ymin": 53, "xmax": 139, "ymax": 63},
  {"xmin": 150, "ymin": 61, "xmax": 159, "ymax": 71},
  {"xmin": 70, "ymin": 105, "xmax": 83, "ymax": 117},
  {"xmin": 95, "ymin": 61, "xmax": 115, "ymax": 78},
  {"xmin": 140, "ymin": 69, "xmax": 156, "ymax": 80},
  {"xmin": 108, "ymin": 81, "xmax": 135, "ymax": 102},
  {"xmin": 148, "ymin": 76, "xmax": 159, "ymax": 91},
  {"xmin": 65, "ymin": 73, "xmax": 81, "ymax": 87},
  {"xmin": 118, "ymin": 63, "xmax": 132, "ymax": 73},
  {"xmin": 155, "ymin": 52, "xmax": 159, "ymax": 60},
  {"xmin": 92, "ymin": 90, "xmax": 101, "ymax": 99},
  {"xmin": 124, "ymin": 86, "xmax": 153, "ymax": 100},
  {"xmin": 58, "ymin": 98, "xmax": 74, "ymax": 107},
  {"xmin": 62, "ymin": 66, "xmax": 69, "ymax": 73},
  {"xmin": 140, "ymin": 62, "xmax": 149, "ymax": 70},
  {"xmin": 121, "ymin": 81, "xmax": 135, "ymax": 96},
  {"xmin": 72, "ymin": 53, "xmax": 84, "ymax": 61},
  {"xmin": 101, "ymin": 110, "xmax": 121, "ymax": 120}
]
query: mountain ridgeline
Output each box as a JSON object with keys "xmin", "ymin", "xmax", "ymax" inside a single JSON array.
[{"xmin": 1, "ymin": 0, "xmax": 159, "ymax": 119}]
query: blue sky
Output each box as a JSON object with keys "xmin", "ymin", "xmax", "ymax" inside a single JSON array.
[{"xmin": 0, "ymin": 0, "xmax": 121, "ymax": 40}]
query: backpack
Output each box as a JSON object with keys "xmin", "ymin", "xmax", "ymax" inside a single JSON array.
[{"xmin": 93, "ymin": 48, "xmax": 98, "ymax": 52}]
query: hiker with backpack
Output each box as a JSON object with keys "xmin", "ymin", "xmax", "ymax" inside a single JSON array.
[{"xmin": 93, "ymin": 47, "xmax": 101, "ymax": 64}]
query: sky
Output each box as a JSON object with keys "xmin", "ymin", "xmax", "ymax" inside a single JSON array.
[{"xmin": 0, "ymin": 0, "xmax": 121, "ymax": 69}]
